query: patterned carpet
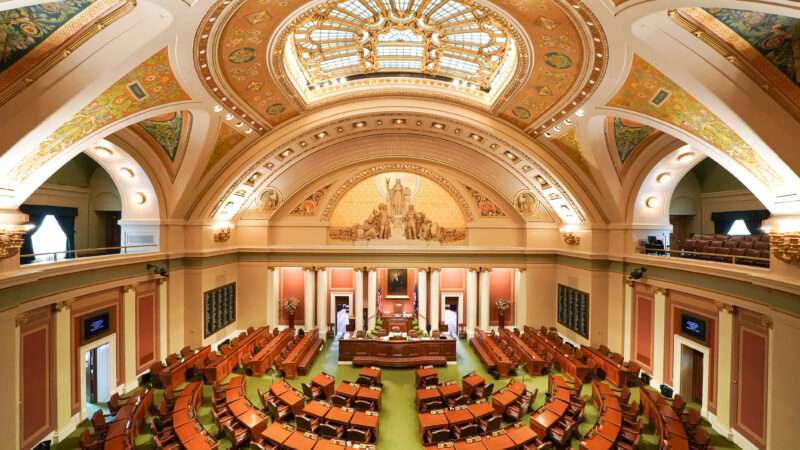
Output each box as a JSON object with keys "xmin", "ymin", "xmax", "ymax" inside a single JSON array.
[{"xmin": 55, "ymin": 338, "xmax": 740, "ymax": 450}]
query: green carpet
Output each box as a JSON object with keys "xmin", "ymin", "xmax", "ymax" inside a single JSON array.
[{"xmin": 55, "ymin": 339, "xmax": 740, "ymax": 450}]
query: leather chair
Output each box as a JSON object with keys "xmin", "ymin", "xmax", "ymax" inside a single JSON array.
[
  {"xmin": 479, "ymin": 415, "xmax": 502, "ymax": 434},
  {"xmin": 180, "ymin": 346, "xmax": 193, "ymax": 357},
  {"xmin": 548, "ymin": 419, "xmax": 576, "ymax": 447},
  {"xmin": 672, "ymin": 395, "xmax": 686, "ymax": 415},
  {"xmin": 223, "ymin": 422, "xmax": 250, "ymax": 448},
  {"xmin": 165, "ymin": 354, "xmax": 180, "ymax": 365},
  {"xmin": 425, "ymin": 427, "xmax": 452, "ymax": 444},
  {"xmin": 150, "ymin": 417, "xmax": 176, "ymax": 442},
  {"xmin": 211, "ymin": 407, "xmax": 234, "ymax": 431},
  {"xmin": 91, "ymin": 410, "xmax": 112, "ymax": 437},
  {"xmin": 423, "ymin": 376, "xmax": 439, "ymax": 387},
  {"xmin": 504, "ymin": 403, "xmax": 523, "ymax": 422},
  {"xmin": 79, "ymin": 429, "xmax": 104, "ymax": 450},
  {"xmin": 330, "ymin": 394, "xmax": 350, "ymax": 408},
  {"xmin": 267, "ymin": 399, "xmax": 291, "ymax": 422},
  {"xmin": 353, "ymin": 399, "xmax": 374, "ymax": 412},
  {"xmin": 424, "ymin": 399, "xmax": 444, "ymax": 411},
  {"xmin": 453, "ymin": 423, "xmax": 480, "ymax": 439},
  {"xmin": 356, "ymin": 376, "xmax": 373, "ymax": 387},
  {"xmin": 296, "ymin": 414, "xmax": 319, "ymax": 433},
  {"xmin": 258, "ymin": 388, "xmax": 275, "ymax": 408},
  {"xmin": 319, "ymin": 422, "xmax": 344, "ymax": 439},
  {"xmin": 302, "ymin": 382, "xmax": 322, "ymax": 400},
  {"xmin": 347, "ymin": 427, "xmax": 372, "ymax": 443},
  {"xmin": 691, "ymin": 428, "xmax": 710, "ymax": 450},
  {"xmin": 448, "ymin": 394, "xmax": 469, "ymax": 408}
]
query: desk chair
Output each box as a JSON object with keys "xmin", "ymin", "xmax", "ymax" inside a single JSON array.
[
  {"xmin": 90, "ymin": 410, "xmax": 113, "ymax": 437},
  {"xmin": 424, "ymin": 399, "xmax": 444, "ymax": 411},
  {"xmin": 211, "ymin": 407, "xmax": 234, "ymax": 432},
  {"xmin": 150, "ymin": 417, "xmax": 177, "ymax": 441},
  {"xmin": 548, "ymin": 419, "xmax": 576, "ymax": 448},
  {"xmin": 353, "ymin": 399, "xmax": 375, "ymax": 412},
  {"xmin": 356, "ymin": 376, "xmax": 373, "ymax": 387},
  {"xmin": 79, "ymin": 429, "xmax": 104, "ymax": 450},
  {"xmin": 423, "ymin": 376, "xmax": 439, "ymax": 388},
  {"xmin": 223, "ymin": 422, "xmax": 250, "ymax": 448},
  {"xmin": 453, "ymin": 423, "xmax": 480, "ymax": 439},
  {"xmin": 319, "ymin": 422, "xmax": 345, "ymax": 439},
  {"xmin": 672, "ymin": 395, "xmax": 686, "ymax": 415},
  {"xmin": 331, "ymin": 394, "xmax": 350, "ymax": 408},
  {"xmin": 691, "ymin": 428, "xmax": 710, "ymax": 450},
  {"xmin": 479, "ymin": 415, "xmax": 502, "ymax": 434},
  {"xmin": 302, "ymin": 382, "xmax": 322, "ymax": 400},
  {"xmin": 448, "ymin": 394, "xmax": 469, "ymax": 408},
  {"xmin": 475, "ymin": 383, "xmax": 494, "ymax": 399},
  {"xmin": 257, "ymin": 388, "xmax": 276, "ymax": 408},
  {"xmin": 347, "ymin": 427, "xmax": 372, "ymax": 443},
  {"xmin": 682, "ymin": 408, "xmax": 702, "ymax": 433},
  {"xmin": 267, "ymin": 399, "xmax": 291, "ymax": 422},
  {"xmin": 296, "ymin": 414, "xmax": 320, "ymax": 433}
]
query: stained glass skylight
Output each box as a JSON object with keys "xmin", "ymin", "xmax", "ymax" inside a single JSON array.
[{"xmin": 286, "ymin": 0, "xmax": 517, "ymax": 95}]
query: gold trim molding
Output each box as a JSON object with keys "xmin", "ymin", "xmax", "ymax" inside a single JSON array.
[{"xmin": 0, "ymin": 224, "xmax": 33, "ymax": 260}]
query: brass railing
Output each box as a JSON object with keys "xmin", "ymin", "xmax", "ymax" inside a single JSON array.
[
  {"xmin": 638, "ymin": 247, "xmax": 770, "ymax": 266},
  {"xmin": 20, "ymin": 244, "xmax": 158, "ymax": 264}
]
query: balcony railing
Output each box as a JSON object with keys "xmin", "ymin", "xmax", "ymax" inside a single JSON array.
[
  {"xmin": 20, "ymin": 244, "xmax": 158, "ymax": 264},
  {"xmin": 637, "ymin": 246, "xmax": 770, "ymax": 267}
]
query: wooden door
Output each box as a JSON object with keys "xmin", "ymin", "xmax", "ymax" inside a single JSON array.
[{"xmin": 86, "ymin": 348, "xmax": 98, "ymax": 404}]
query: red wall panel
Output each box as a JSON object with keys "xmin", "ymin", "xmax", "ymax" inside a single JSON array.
[
  {"xmin": 440, "ymin": 268, "xmax": 465, "ymax": 291},
  {"xmin": 136, "ymin": 286, "xmax": 158, "ymax": 373},
  {"xmin": 632, "ymin": 286, "xmax": 654, "ymax": 374},
  {"xmin": 489, "ymin": 269, "xmax": 514, "ymax": 325},
  {"xmin": 329, "ymin": 268, "xmax": 354, "ymax": 290},
  {"xmin": 733, "ymin": 311, "xmax": 769, "ymax": 450},
  {"xmin": 280, "ymin": 268, "xmax": 305, "ymax": 325},
  {"xmin": 20, "ymin": 307, "xmax": 53, "ymax": 450}
]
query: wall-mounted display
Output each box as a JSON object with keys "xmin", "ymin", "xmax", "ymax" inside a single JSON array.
[
  {"xmin": 557, "ymin": 284, "xmax": 589, "ymax": 338},
  {"xmin": 82, "ymin": 309, "xmax": 111, "ymax": 343},
  {"xmin": 204, "ymin": 283, "xmax": 236, "ymax": 338}
]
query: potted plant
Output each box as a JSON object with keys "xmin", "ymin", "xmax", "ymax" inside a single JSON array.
[
  {"xmin": 283, "ymin": 296, "xmax": 300, "ymax": 329},
  {"xmin": 495, "ymin": 298, "xmax": 510, "ymax": 330}
]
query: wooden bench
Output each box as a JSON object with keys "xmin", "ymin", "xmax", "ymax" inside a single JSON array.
[
  {"xmin": 281, "ymin": 330, "xmax": 323, "ymax": 378},
  {"xmin": 245, "ymin": 329, "xmax": 293, "ymax": 376},
  {"xmin": 500, "ymin": 329, "xmax": 547, "ymax": 375},
  {"xmin": 352, "ymin": 355, "xmax": 447, "ymax": 367},
  {"xmin": 470, "ymin": 329, "xmax": 514, "ymax": 377}
]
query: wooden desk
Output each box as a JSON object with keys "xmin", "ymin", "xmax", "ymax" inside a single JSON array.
[
  {"xmin": 236, "ymin": 408, "xmax": 268, "ymax": 440},
  {"xmin": 270, "ymin": 380, "xmax": 291, "ymax": 396},
  {"xmin": 445, "ymin": 408, "xmax": 474, "ymax": 426},
  {"xmin": 462, "ymin": 374, "xmax": 485, "ymax": 397},
  {"xmin": 580, "ymin": 433, "xmax": 614, "ymax": 450},
  {"xmin": 315, "ymin": 439, "xmax": 357, "ymax": 450},
  {"xmin": 455, "ymin": 440, "xmax": 487, "ymax": 450},
  {"xmin": 262, "ymin": 422, "xmax": 293, "ymax": 446},
  {"xmin": 383, "ymin": 315, "xmax": 413, "ymax": 332},
  {"xmin": 482, "ymin": 433, "xmax": 516, "ymax": 450},
  {"xmin": 336, "ymin": 382, "xmax": 360, "ymax": 399},
  {"xmin": 160, "ymin": 346, "xmax": 211, "ymax": 389},
  {"xmin": 284, "ymin": 431, "xmax": 317, "ymax": 450},
  {"xmin": 596, "ymin": 422, "xmax": 620, "ymax": 443},
  {"xmin": 545, "ymin": 399, "xmax": 568, "ymax": 416},
  {"xmin": 282, "ymin": 331, "xmax": 323, "ymax": 379},
  {"xmin": 351, "ymin": 411, "xmax": 379, "ymax": 439},
  {"xmin": 339, "ymin": 338, "xmax": 457, "ymax": 366},
  {"xmin": 491, "ymin": 390, "xmax": 518, "ymax": 415},
  {"xmin": 580, "ymin": 346, "xmax": 638, "ymax": 387},
  {"xmin": 416, "ymin": 387, "xmax": 441, "ymax": 408},
  {"xmin": 416, "ymin": 368, "xmax": 438, "ymax": 387},
  {"xmin": 325, "ymin": 406, "xmax": 354, "ymax": 426},
  {"xmin": 530, "ymin": 410, "xmax": 560, "ymax": 437},
  {"xmin": 202, "ymin": 328, "xmax": 267, "ymax": 383},
  {"xmin": 439, "ymin": 383, "xmax": 461, "ymax": 399},
  {"xmin": 501, "ymin": 330, "xmax": 547, "ymax": 375},
  {"xmin": 418, "ymin": 412, "xmax": 449, "ymax": 436},
  {"xmin": 312, "ymin": 373, "xmax": 336, "ymax": 398},
  {"xmin": 359, "ymin": 367, "xmax": 382, "ymax": 384},
  {"xmin": 279, "ymin": 389, "xmax": 305, "ymax": 415},
  {"xmin": 467, "ymin": 402, "xmax": 495, "ymax": 420},
  {"xmin": 471, "ymin": 330, "xmax": 514, "ymax": 378},
  {"xmin": 246, "ymin": 329, "xmax": 292, "ymax": 376},
  {"xmin": 303, "ymin": 400, "xmax": 331, "ymax": 419},
  {"xmin": 356, "ymin": 386, "xmax": 382, "ymax": 407},
  {"xmin": 504, "ymin": 424, "xmax": 537, "ymax": 447}
]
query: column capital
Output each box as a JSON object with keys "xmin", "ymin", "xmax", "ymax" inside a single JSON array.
[
  {"xmin": 53, "ymin": 299, "xmax": 74, "ymax": 312},
  {"xmin": 123, "ymin": 285, "xmax": 135, "ymax": 294},
  {"xmin": 353, "ymin": 266, "xmax": 365, "ymax": 272},
  {"xmin": 429, "ymin": 267, "xmax": 441, "ymax": 273},
  {"xmin": 517, "ymin": 267, "xmax": 527, "ymax": 273},
  {"xmin": 715, "ymin": 302, "xmax": 736, "ymax": 315},
  {"xmin": 15, "ymin": 312, "xmax": 29, "ymax": 328},
  {"xmin": 157, "ymin": 277, "xmax": 168, "ymax": 285},
  {"xmin": 365, "ymin": 267, "xmax": 377, "ymax": 273},
  {"xmin": 654, "ymin": 287, "xmax": 669, "ymax": 296},
  {"xmin": 760, "ymin": 316, "xmax": 774, "ymax": 329}
]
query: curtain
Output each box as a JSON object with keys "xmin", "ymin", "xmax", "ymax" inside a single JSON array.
[
  {"xmin": 710, "ymin": 210, "xmax": 770, "ymax": 235},
  {"xmin": 19, "ymin": 205, "xmax": 78, "ymax": 263}
]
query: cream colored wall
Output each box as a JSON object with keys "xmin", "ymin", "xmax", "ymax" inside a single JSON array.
[
  {"xmin": 166, "ymin": 269, "xmax": 185, "ymax": 354},
  {"xmin": 697, "ymin": 190, "xmax": 765, "ymax": 235},
  {"xmin": 182, "ymin": 263, "xmax": 240, "ymax": 348},
  {"xmin": 554, "ymin": 265, "xmax": 610, "ymax": 347},
  {"xmin": 237, "ymin": 262, "xmax": 269, "ymax": 329},
  {"xmin": 0, "ymin": 309, "xmax": 19, "ymax": 450},
  {"xmin": 604, "ymin": 271, "xmax": 626, "ymax": 353},
  {"xmin": 525, "ymin": 264, "xmax": 557, "ymax": 328},
  {"xmin": 767, "ymin": 311, "xmax": 800, "ymax": 450}
]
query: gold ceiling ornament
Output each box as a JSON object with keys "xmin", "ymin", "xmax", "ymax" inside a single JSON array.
[
  {"xmin": 288, "ymin": 0, "xmax": 515, "ymax": 92},
  {"xmin": 0, "ymin": 224, "xmax": 34, "ymax": 260},
  {"xmin": 770, "ymin": 232, "xmax": 800, "ymax": 265}
]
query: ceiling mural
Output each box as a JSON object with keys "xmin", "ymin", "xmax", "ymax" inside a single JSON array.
[
  {"xmin": 0, "ymin": 0, "xmax": 132, "ymax": 106},
  {"xmin": 196, "ymin": 0, "xmax": 607, "ymax": 134},
  {"xmin": 606, "ymin": 117, "xmax": 659, "ymax": 164},
  {"xmin": 6, "ymin": 47, "xmax": 190, "ymax": 184},
  {"xmin": 551, "ymin": 128, "xmax": 595, "ymax": 183},
  {"xmin": 130, "ymin": 111, "xmax": 192, "ymax": 180},
  {"xmin": 464, "ymin": 185, "xmax": 506, "ymax": 217},
  {"xmin": 203, "ymin": 122, "xmax": 246, "ymax": 175},
  {"xmin": 607, "ymin": 55, "xmax": 786, "ymax": 190},
  {"xmin": 673, "ymin": 8, "xmax": 800, "ymax": 121}
]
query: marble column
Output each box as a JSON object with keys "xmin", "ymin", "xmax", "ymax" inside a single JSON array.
[
  {"xmin": 417, "ymin": 269, "xmax": 428, "ymax": 332},
  {"xmin": 479, "ymin": 269, "xmax": 491, "ymax": 330},
  {"xmin": 466, "ymin": 269, "xmax": 478, "ymax": 337},
  {"xmin": 367, "ymin": 269, "xmax": 377, "ymax": 331},
  {"xmin": 429, "ymin": 269, "xmax": 441, "ymax": 332},
  {"xmin": 316, "ymin": 269, "xmax": 328, "ymax": 339},
  {"xmin": 54, "ymin": 301, "xmax": 74, "ymax": 442},
  {"xmin": 354, "ymin": 269, "xmax": 365, "ymax": 332},
  {"xmin": 515, "ymin": 268, "xmax": 527, "ymax": 330},
  {"xmin": 622, "ymin": 281, "xmax": 634, "ymax": 361},
  {"xmin": 303, "ymin": 268, "xmax": 315, "ymax": 330},
  {"xmin": 651, "ymin": 287, "xmax": 668, "ymax": 388},
  {"xmin": 158, "ymin": 279, "xmax": 168, "ymax": 360},
  {"xmin": 266, "ymin": 267, "xmax": 279, "ymax": 329},
  {"xmin": 123, "ymin": 285, "xmax": 137, "ymax": 389}
]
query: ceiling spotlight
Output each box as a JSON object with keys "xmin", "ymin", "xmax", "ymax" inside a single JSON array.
[
  {"xmin": 299, "ymin": 141, "xmax": 308, "ymax": 147},
  {"xmin": 134, "ymin": 192, "xmax": 147, "ymax": 205},
  {"xmin": 563, "ymin": 118, "xmax": 573, "ymax": 125},
  {"xmin": 314, "ymin": 131, "xmax": 328, "ymax": 140},
  {"xmin": 393, "ymin": 118, "xmax": 406, "ymax": 125},
  {"xmin": 432, "ymin": 122, "xmax": 445, "ymax": 130},
  {"xmin": 504, "ymin": 151, "xmax": 518, "ymax": 161},
  {"xmin": 224, "ymin": 113, "xmax": 234, "ymax": 121},
  {"xmin": 469, "ymin": 133, "xmax": 483, "ymax": 142},
  {"xmin": 213, "ymin": 104, "xmax": 223, "ymax": 112},
  {"xmin": 677, "ymin": 152, "xmax": 695, "ymax": 163},
  {"xmin": 120, "ymin": 167, "xmax": 135, "ymax": 179},
  {"xmin": 544, "ymin": 132, "xmax": 553, "ymax": 138},
  {"xmin": 235, "ymin": 122, "xmax": 244, "ymax": 128},
  {"xmin": 95, "ymin": 147, "xmax": 113, "ymax": 158},
  {"xmin": 245, "ymin": 128, "xmax": 253, "ymax": 134},
  {"xmin": 281, "ymin": 149, "xmax": 293, "ymax": 158},
  {"xmin": 656, "ymin": 172, "xmax": 672, "ymax": 183},
  {"xmin": 645, "ymin": 196, "xmax": 658, "ymax": 208},
  {"xmin": 575, "ymin": 109, "xmax": 585, "ymax": 117},
  {"xmin": 353, "ymin": 121, "xmax": 366, "ymax": 128},
  {"xmin": 553, "ymin": 125, "xmax": 562, "ymax": 132}
]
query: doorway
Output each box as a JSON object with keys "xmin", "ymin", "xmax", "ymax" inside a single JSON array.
[
  {"xmin": 672, "ymin": 334, "xmax": 710, "ymax": 417},
  {"xmin": 334, "ymin": 296, "xmax": 350, "ymax": 338},
  {"xmin": 443, "ymin": 297, "xmax": 459, "ymax": 338},
  {"xmin": 680, "ymin": 345, "xmax": 704, "ymax": 404},
  {"xmin": 85, "ymin": 343, "xmax": 110, "ymax": 417}
]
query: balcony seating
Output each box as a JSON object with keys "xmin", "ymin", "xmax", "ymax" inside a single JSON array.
[{"xmin": 671, "ymin": 234, "xmax": 770, "ymax": 267}]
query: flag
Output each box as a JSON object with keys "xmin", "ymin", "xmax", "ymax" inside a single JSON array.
[
  {"xmin": 413, "ymin": 282, "xmax": 418, "ymax": 314},
  {"xmin": 376, "ymin": 287, "xmax": 382, "ymax": 316}
]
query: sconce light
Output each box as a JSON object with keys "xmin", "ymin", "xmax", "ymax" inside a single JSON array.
[
  {"xmin": 560, "ymin": 225, "xmax": 581, "ymax": 246},
  {"xmin": 213, "ymin": 222, "xmax": 233, "ymax": 242},
  {"xmin": 0, "ymin": 223, "xmax": 34, "ymax": 259}
]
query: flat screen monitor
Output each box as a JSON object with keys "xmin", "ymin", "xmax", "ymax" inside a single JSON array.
[
  {"xmin": 82, "ymin": 310, "xmax": 111, "ymax": 342},
  {"xmin": 680, "ymin": 313, "xmax": 707, "ymax": 342}
]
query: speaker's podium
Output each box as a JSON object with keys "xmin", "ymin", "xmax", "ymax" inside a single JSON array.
[{"xmin": 382, "ymin": 303, "xmax": 413, "ymax": 332}]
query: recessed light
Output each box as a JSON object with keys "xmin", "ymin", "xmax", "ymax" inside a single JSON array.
[
  {"xmin": 489, "ymin": 143, "xmax": 498, "ymax": 149},
  {"xmin": 224, "ymin": 113, "xmax": 234, "ymax": 121},
  {"xmin": 134, "ymin": 192, "xmax": 147, "ymax": 205},
  {"xmin": 120, "ymin": 167, "xmax": 135, "ymax": 179},
  {"xmin": 469, "ymin": 133, "xmax": 483, "ymax": 142},
  {"xmin": 645, "ymin": 196, "xmax": 658, "ymax": 208},
  {"xmin": 281, "ymin": 149, "xmax": 293, "ymax": 157},
  {"xmin": 575, "ymin": 109, "xmax": 585, "ymax": 117},
  {"xmin": 353, "ymin": 121, "xmax": 366, "ymax": 128},
  {"xmin": 656, "ymin": 172, "xmax": 672, "ymax": 183},
  {"xmin": 432, "ymin": 122, "xmax": 445, "ymax": 130},
  {"xmin": 95, "ymin": 147, "xmax": 113, "ymax": 157},
  {"xmin": 393, "ymin": 119, "xmax": 406, "ymax": 125},
  {"xmin": 314, "ymin": 131, "xmax": 328, "ymax": 140},
  {"xmin": 504, "ymin": 151, "xmax": 517, "ymax": 161},
  {"xmin": 376, "ymin": 120, "xmax": 383, "ymax": 126},
  {"xmin": 213, "ymin": 105, "xmax": 223, "ymax": 112},
  {"xmin": 299, "ymin": 141, "xmax": 308, "ymax": 147},
  {"xmin": 265, "ymin": 162, "xmax": 274, "ymax": 169},
  {"xmin": 245, "ymin": 128, "xmax": 253, "ymax": 134},
  {"xmin": 677, "ymin": 152, "xmax": 695, "ymax": 163}
]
